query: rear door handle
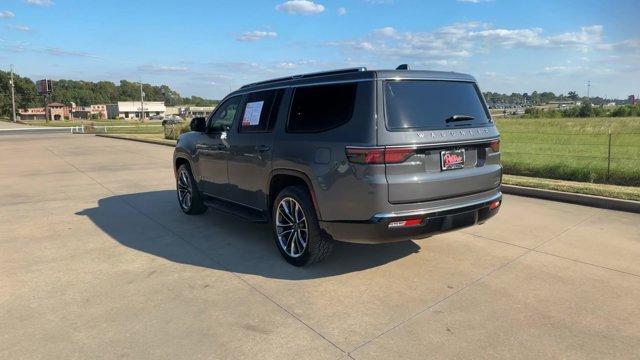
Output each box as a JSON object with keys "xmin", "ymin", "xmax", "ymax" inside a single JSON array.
[{"xmin": 255, "ymin": 145, "xmax": 271, "ymax": 152}]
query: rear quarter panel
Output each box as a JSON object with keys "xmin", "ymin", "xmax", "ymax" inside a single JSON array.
[{"xmin": 271, "ymin": 81, "xmax": 383, "ymax": 221}]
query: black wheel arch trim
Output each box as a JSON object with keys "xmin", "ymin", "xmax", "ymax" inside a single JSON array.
[
  {"xmin": 268, "ymin": 169, "xmax": 322, "ymax": 220},
  {"xmin": 173, "ymin": 150, "xmax": 196, "ymax": 178}
]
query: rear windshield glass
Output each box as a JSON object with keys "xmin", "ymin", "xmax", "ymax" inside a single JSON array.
[{"xmin": 384, "ymin": 80, "xmax": 490, "ymax": 131}]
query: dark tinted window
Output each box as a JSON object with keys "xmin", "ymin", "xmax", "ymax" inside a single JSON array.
[
  {"xmin": 208, "ymin": 96, "xmax": 241, "ymax": 132},
  {"xmin": 288, "ymin": 83, "xmax": 357, "ymax": 133},
  {"xmin": 238, "ymin": 89, "xmax": 282, "ymax": 132},
  {"xmin": 384, "ymin": 80, "xmax": 490, "ymax": 131}
]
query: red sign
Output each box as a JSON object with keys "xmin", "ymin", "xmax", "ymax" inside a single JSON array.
[
  {"xmin": 443, "ymin": 153, "xmax": 463, "ymax": 167},
  {"xmin": 37, "ymin": 79, "xmax": 53, "ymax": 95}
]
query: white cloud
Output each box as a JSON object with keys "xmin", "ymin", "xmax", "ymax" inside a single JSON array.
[
  {"xmin": 275, "ymin": 0, "xmax": 325, "ymax": 15},
  {"xmin": 156, "ymin": 66, "xmax": 189, "ymax": 72},
  {"xmin": 139, "ymin": 64, "xmax": 190, "ymax": 73},
  {"xmin": 364, "ymin": 0, "xmax": 394, "ymax": 4},
  {"xmin": 6, "ymin": 24, "xmax": 32, "ymax": 32},
  {"xmin": 373, "ymin": 26, "xmax": 397, "ymax": 37},
  {"xmin": 276, "ymin": 62, "xmax": 296, "ymax": 69},
  {"xmin": 0, "ymin": 39, "xmax": 97, "ymax": 58},
  {"xmin": 0, "ymin": 10, "xmax": 15, "ymax": 18},
  {"xmin": 337, "ymin": 7, "xmax": 347, "ymax": 15},
  {"xmin": 538, "ymin": 65, "xmax": 613, "ymax": 76},
  {"xmin": 236, "ymin": 30, "xmax": 278, "ymax": 41},
  {"xmin": 335, "ymin": 22, "xmax": 617, "ymax": 62},
  {"xmin": 44, "ymin": 47, "xmax": 94, "ymax": 57},
  {"xmin": 25, "ymin": 0, "xmax": 54, "ymax": 6}
]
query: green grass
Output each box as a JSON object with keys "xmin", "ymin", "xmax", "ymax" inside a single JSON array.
[
  {"xmin": 495, "ymin": 117, "xmax": 640, "ymax": 186},
  {"xmin": 504, "ymin": 175, "xmax": 640, "ymax": 202}
]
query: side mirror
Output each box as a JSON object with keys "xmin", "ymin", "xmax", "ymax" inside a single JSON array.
[{"xmin": 190, "ymin": 117, "xmax": 206, "ymax": 132}]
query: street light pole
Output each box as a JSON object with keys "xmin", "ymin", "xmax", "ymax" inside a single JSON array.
[
  {"xmin": 139, "ymin": 82, "xmax": 145, "ymax": 122},
  {"xmin": 10, "ymin": 64, "xmax": 17, "ymax": 123}
]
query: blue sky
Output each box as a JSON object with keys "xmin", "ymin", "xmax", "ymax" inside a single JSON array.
[{"xmin": 1, "ymin": 0, "xmax": 638, "ymax": 99}]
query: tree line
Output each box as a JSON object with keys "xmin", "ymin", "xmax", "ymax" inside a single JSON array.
[
  {"xmin": 483, "ymin": 90, "xmax": 620, "ymax": 107},
  {"xmin": 523, "ymin": 103, "xmax": 640, "ymax": 118},
  {"xmin": 0, "ymin": 70, "xmax": 218, "ymax": 117}
]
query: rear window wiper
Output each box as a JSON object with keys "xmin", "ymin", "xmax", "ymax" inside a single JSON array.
[{"xmin": 445, "ymin": 115, "xmax": 475, "ymax": 123}]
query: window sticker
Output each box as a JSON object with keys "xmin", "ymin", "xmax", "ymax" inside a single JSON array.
[{"xmin": 242, "ymin": 101, "xmax": 264, "ymax": 126}]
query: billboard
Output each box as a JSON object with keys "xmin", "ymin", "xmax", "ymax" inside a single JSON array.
[{"xmin": 37, "ymin": 79, "xmax": 53, "ymax": 95}]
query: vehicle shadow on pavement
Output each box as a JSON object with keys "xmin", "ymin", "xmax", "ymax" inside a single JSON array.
[{"xmin": 77, "ymin": 190, "xmax": 421, "ymax": 279}]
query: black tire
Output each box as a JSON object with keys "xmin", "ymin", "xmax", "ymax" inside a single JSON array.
[
  {"xmin": 176, "ymin": 164, "xmax": 207, "ymax": 215},
  {"xmin": 272, "ymin": 186, "xmax": 333, "ymax": 266}
]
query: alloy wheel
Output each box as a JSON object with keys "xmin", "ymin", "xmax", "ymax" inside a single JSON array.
[
  {"xmin": 177, "ymin": 169, "xmax": 193, "ymax": 211},
  {"xmin": 276, "ymin": 197, "xmax": 308, "ymax": 258}
]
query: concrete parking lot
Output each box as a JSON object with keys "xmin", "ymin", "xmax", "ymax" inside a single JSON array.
[{"xmin": 1, "ymin": 132, "xmax": 639, "ymax": 359}]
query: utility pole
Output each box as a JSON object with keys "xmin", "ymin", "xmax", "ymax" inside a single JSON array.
[
  {"xmin": 10, "ymin": 65, "xmax": 17, "ymax": 123},
  {"xmin": 587, "ymin": 80, "xmax": 591, "ymax": 103},
  {"xmin": 139, "ymin": 82, "xmax": 145, "ymax": 122}
]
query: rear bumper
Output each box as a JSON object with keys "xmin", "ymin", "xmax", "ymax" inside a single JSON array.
[{"xmin": 319, "ymin": 191, "xmax": 502, "ymax": 244}]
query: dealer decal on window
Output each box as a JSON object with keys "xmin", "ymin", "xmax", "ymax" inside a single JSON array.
[{"xmin": 242, "ymin": 101, "xmax": 264, "ymax": 127}]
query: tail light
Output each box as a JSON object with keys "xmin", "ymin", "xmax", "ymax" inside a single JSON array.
[
  {"xmin": 346, "ymin": 146, "xmax": 416, "ymax": 164},
  {"xmin": 489, "ymin": 200, "xmax": 501, "ymax": 210},
  {"xmin": 384, "ymin": 147, "xmax": 415, "ymax": 163},
  {"xmin": 344, "ymin": 147, "xmax": 385, "ymax": 164},
  {"xmin": 489, "ymin": 140, "xmax": 500, "ymax": 152}
]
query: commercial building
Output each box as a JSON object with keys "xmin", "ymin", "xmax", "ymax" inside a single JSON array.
[
  {"xmin": 18, "ymin": 107, "xmax": 46, "ymax": 120},
  {"xmin": 71, "ymin": 104, "xmax": 108, "ymax": 119},
  {"xmin": 182, "ymin": 106, "xmax": 215, "ymax": 117},
  {"xmin": 548, "ymin": 100, "xmax": 581, "ymax": 108},
  {"xmin": 19, "ymin": 103, "xmax": 71, "ymax": 121},
  {"xmin": 106, "ymin": 101, "xmax": 166, "ymax": 119},
  {"xmin": 72, "ymin": 106, "xmax": 92, "ymax": 119},
  {"xmin": 91, "ymin": 105, "xmax": 108, "ymax": 119},
  {"xmin": 47, "ymin": 102, "xmax": 70, "ymax": 120},
  {"xmin": 165, "ymin": 106, "xmax": 180, "ymax": 116}
]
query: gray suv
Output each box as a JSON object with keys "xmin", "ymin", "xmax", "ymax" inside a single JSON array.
[{"xmin": 173, "ymin": 67, "xmax": 502, "ymax": 266}]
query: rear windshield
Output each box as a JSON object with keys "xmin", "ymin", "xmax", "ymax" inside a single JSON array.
[{"xmin": 384, "ymin": 80, "xmax": 491, "ymax": 131}]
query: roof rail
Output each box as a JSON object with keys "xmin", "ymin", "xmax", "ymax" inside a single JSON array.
[{"xmin": 240, "ymin": 67, "xmax": 367, "ymax": 89}]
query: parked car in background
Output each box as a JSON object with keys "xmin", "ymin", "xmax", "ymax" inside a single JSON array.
[
  {"xmin": 173, "ymin": 66, "xmax": 502, "ymax": 266},
  {"xmin": 162, "ymin": 115, "xmax": 184, "ymax": 126}
]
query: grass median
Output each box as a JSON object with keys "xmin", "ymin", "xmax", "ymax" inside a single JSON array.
[{"xmin": 503, "ymin": 174, "xmax": 640, "ymax": 202}]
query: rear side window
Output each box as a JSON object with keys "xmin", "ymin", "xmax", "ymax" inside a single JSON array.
[
  {"xmin": 384, "ymin": 80, "xmax": 490, "ymax": 131},
  {"xmin": 287, "ymin": 83, "xmax": 357, "ymax": 133},
  {"xmin": 239, "ymin": 89, "xmax": 283, "ymax": 132}
]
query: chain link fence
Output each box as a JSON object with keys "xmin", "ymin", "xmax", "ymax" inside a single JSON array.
[{"xmin": 500, "ymin": 131, "xmax": 640, "ymax": 186}]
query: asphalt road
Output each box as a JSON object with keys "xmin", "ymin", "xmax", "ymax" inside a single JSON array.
[{"xmin": 1, "ymin": 133, "xmax": 639, "ymax": 359}]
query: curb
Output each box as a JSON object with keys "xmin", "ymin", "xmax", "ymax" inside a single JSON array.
[
  {"xmin": 96, "ymin": 134, "xmax": 176, "ymax": 147},
  {"xmin": 502, "ymin": 184, "xmax": 640, "ymax": 214}
]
